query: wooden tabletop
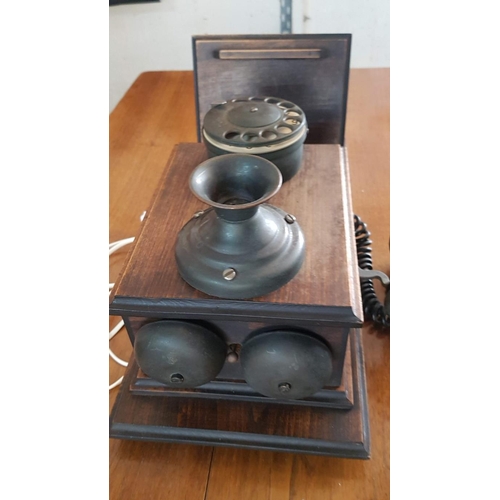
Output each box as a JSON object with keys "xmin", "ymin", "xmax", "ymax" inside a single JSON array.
[{"xmin": 109, "ymin": 68, "xmax": 389, "ymax": 500}]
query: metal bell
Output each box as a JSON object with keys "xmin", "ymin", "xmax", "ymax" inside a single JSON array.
[
  {"xmin": 134, "ymin": 320, "xmax": 227, "ymax": 388},
  {"xmin": 240, "ymin": 331, "xmax": 333, "ymax": 400}
]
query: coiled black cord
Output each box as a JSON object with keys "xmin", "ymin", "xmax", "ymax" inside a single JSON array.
[{"xmin": 354, "ymin": 214, "xmax": 390, "ymax": 329}]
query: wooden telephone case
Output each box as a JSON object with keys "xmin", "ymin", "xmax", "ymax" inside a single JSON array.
[{"xmin": 109, "ymin": 34, "xmax": 370, "ymax": 458}]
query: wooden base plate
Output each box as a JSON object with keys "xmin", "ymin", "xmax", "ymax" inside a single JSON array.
[{"xmin": 110, "ymin": 329, "xmax": 370, "ymax": 458}]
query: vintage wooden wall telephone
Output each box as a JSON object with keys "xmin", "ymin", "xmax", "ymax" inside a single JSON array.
[{"xmin": 109, "ymin": 34, "xmax": 389, "ymax": 458}]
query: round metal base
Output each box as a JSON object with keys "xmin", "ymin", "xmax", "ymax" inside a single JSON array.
[{"xmin": 175, "ymin": 205, "xmax": 305, "ymax": 299}]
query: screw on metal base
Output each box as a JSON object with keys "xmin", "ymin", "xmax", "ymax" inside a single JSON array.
[
  {"xmin": 278, "ymin": 382, "xmax": 292, "ymax": 394},
  {"xmin": 284, "ymin": 214, "xmax": 296, "ymax": 224},
  {"xmin": 170, "ymin": 373, "xmax": 184, "ymax": 384},
  {"xmin": 223, "ymin": 268, "xmax": 237, "ymax": 280}
]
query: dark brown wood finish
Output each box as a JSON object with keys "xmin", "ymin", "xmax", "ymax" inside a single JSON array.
[
  {"xmin": 110, "ymin": 329, "xmax": 369, "ymax": 458},
  {"xmin": 111, "ymin": 143, "xmax": 362, "ymax": 323},
  {"xmin": 109, "ymin": 69, "xmax": 389, "ymax": 499},
  {"xmin": 109, "ymin": 141, "xmax": 362, "ymax": 409},
  {"xmin": 193, "ymin": 35, "xmax": 351, "ymax": 144}
]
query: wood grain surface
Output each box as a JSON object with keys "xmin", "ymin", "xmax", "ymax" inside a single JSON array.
[
  {"xmin": 113, "ymin": 143, "xmax": 360, "ymax": 316},
  {"xmin": 193, "ymin": 35, "xmax": 351, "ymax": 144},
  {"xmin": 109, "ymin": 68, "xmax": 389, "ymax": 499},
  {"xmin": 110, "ymin": 328, "xmax": 368, "ymax": 458}
]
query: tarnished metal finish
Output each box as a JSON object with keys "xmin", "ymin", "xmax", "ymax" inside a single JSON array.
[
  {"xmin": 240, "ymin": 331, "xmax": 334, "ymax": 400},
  {"xmin": 175, "ymin": 155, "xmax": 305, "ymax": 299},
  {"xmin": 176, "ymin": 205, "xmax": 305, "ymax": 298},
  {"xmin": 202, "ymin": 96, "xmax": 308, "ymax": 182},
  {"xmin": 134, "ymin": 320, "xmax": 227, "ymax": 388},
  {"xmin": 203, "ymin": 97, "xmax": 306, "ymax": 147},
  {"xmin": 188, "ymin": 153, "xmax": 282, "ymax": 218}
]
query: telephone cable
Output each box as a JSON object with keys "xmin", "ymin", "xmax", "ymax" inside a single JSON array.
[{"xmin": 354, "ymin": 214, "xmax": 390, "ymax": 329}]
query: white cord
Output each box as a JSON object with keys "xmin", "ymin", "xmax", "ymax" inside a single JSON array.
[
  {"xmin": 109, "ymin": 318, "xmax": 124, "ymax": 340},
  {"xmin": 109, "ymin": 236, "xmax": 135, "ymax": 390},
  {"xmin": 109, "ymin": 237, "xmax": 135, "ymax": 255},
  {"xmin": 109, "ymin": 318, "xmax": 128, "ymax": 368},
  {"xmin": 109, "ymin": 347, "xmax": 128, "ymax": 367},
  {"xmin": 109, "ymin": 376, "xmax": 124, "ymax": 390}
]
